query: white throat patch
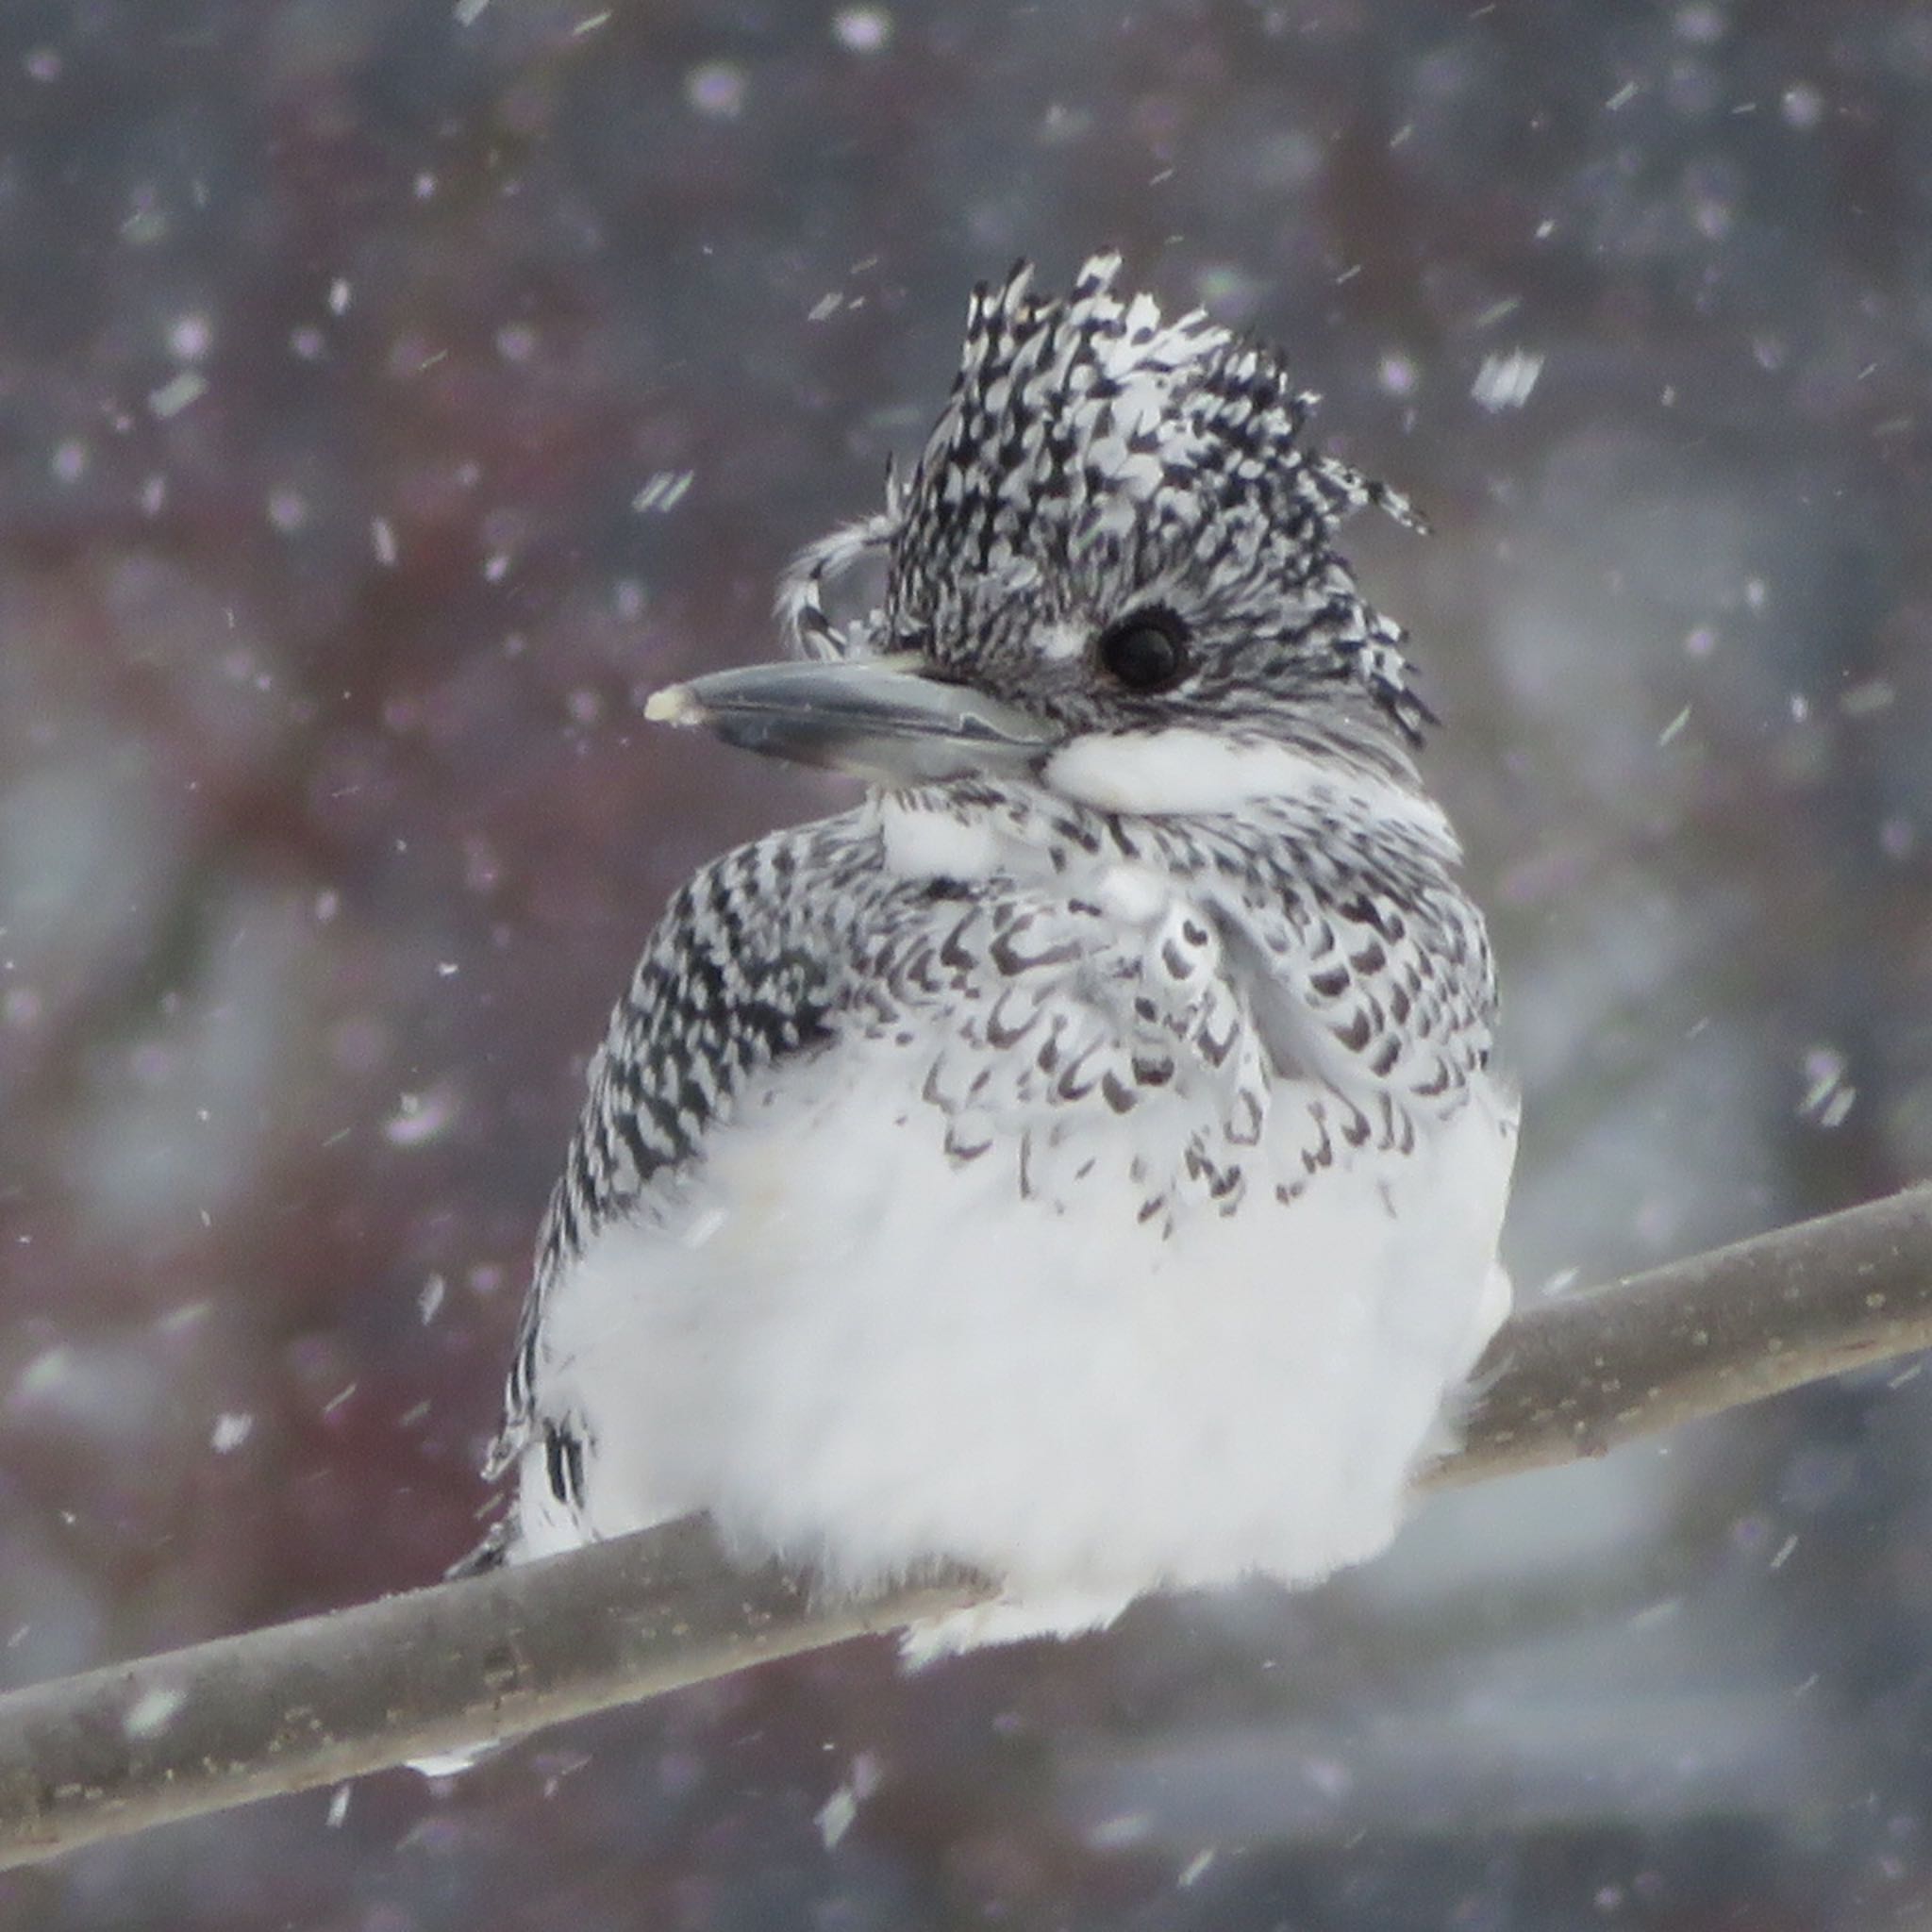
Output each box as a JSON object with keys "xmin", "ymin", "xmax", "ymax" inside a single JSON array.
[{"xmin": 1044, "ymin": 728, "xmax": 1457, "ymax": 850}]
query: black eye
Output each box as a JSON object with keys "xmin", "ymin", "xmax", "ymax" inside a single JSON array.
[{"xmin": 1096, "ymin": 609, "xmax": 1191, "ymax": 692}]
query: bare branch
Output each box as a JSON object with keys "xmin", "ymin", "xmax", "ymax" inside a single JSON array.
[
  {"xmin": 1427, "ymin": 1181, "xmax": 1932, "ymax": 1490},
  {"xmin": 0, "ymin": 1183, "xmax": 1927, "ymax": 1870},
  {"xmin": 0, "ymin": 1519, "xmax": 990, "ymax": 1872}
]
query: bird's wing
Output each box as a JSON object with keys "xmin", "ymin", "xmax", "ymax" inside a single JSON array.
[{"xmin": 490, "ymin": 817, "xmax": 880, "ymax": 1464}]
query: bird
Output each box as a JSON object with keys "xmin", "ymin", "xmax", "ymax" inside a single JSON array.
[{"xmin": 469, "ymin": 254, "xmax": 1518, "ymax": 1657}]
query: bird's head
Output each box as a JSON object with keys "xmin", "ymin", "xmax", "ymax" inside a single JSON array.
[{"xmin": 648, "ymin": 255, "xmax": 1432, "ymax": 813}]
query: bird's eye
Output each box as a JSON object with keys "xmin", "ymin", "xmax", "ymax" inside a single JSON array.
[{"xmin": 1096, "ymin": 609, "xmax": 1191, "ymax": 693}]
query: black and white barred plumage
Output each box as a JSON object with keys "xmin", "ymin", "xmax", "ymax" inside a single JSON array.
[{"xmin": 472, "ymin": 257, "xmax": 1516, "ymax": 1655}]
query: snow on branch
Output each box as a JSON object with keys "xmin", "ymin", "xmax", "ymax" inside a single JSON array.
[{"xmin": 0, "ymin": 1182, "xmax": 1927, "ymax": 1870}]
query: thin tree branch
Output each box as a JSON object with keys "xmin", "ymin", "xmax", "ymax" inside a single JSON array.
[
  {"xmin": 0, "ymin": 1182, "xmax": 1927, "ymax": 1870},
  {"xmin": 1427, "ymin": 1181, "xmax": 1932, "ymax": 1490}
]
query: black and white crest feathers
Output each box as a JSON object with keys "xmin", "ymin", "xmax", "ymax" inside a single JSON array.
[{"xmin": 779, "ymin": 254, "xmax": 1433, "ymax": 745}]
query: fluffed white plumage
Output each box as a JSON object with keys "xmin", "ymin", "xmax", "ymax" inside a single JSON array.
[{"xmin": 515, "ymin": 916, "xmax": 1511, "ymax": 1655}]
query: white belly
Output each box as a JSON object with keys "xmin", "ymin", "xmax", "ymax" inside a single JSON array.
[{"xmin": 515, "ymin": 1041, "xmax": 1515, "ymax": 1618}]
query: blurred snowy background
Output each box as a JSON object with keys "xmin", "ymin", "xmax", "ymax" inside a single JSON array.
[{"xmin": 1, "ymin": 0, "xmax": 1929, "ymax": 1926}]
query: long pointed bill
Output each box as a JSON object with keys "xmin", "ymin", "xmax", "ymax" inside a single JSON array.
[{"xmin": 643, "ymin": 652, "xmax": 1061, "ymax": 786}]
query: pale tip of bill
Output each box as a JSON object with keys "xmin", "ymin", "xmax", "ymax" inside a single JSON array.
[{"xmin": 642, "ymin": 682, "xmax": 704, "ymax": 725}]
